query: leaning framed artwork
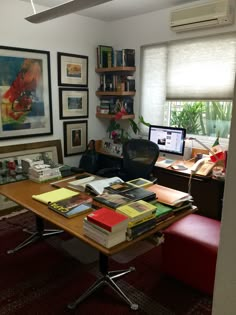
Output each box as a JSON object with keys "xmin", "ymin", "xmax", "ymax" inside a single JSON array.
[
  {"xmin": 0, "ymin": 46, "xmax": 53, "ymax": 140},
  {"xmin": 57, "ymin": 52, "xmax": 88, "ymax": 87},
  {"xmin": 59, "ymin": 88, "xmax": 88, "ymax": 119},
  {"xmin": 63, "ymin": 120, "xmax": 87, "ymax": 156}
]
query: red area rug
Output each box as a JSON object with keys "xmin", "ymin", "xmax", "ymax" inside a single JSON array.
[{"xmin": 0, "ymin": 212, "xmax": 212, "ymax": 315}]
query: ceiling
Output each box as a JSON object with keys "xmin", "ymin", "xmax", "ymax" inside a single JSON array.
[{"xmin": 20, "ymin": 0, "xmax": 199, "ymax": 22}]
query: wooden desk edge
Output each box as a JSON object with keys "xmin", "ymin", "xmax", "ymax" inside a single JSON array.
[{"xmin": 0, "ymin": 180, "xmax": 197, "ymax": 256}]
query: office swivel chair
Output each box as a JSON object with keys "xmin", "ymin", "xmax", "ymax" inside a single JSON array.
[{"xmin": 97, "ymin": 138, "xmax": 160, "ymax": 181}]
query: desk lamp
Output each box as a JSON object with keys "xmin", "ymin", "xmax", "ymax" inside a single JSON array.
[{"xmin": 187, "ymin": 137, "xmax": 220, "ymax": 161}]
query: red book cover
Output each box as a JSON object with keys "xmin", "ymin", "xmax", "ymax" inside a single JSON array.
[{"xmin": 87, "ymin": 207, "xmax": 129, "ymax": 232}]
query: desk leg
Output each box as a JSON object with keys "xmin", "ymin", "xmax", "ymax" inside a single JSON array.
[
  {"xmin": 67, "ymin": 252, "xmax": 138, "ymax": 311},
  {"xmin": 7, "ymin": 215, "xmax": 63, "ymax": 254}
]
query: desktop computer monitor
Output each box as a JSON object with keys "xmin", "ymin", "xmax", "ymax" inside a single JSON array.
[{"xmin": 148, "ymin": 125, "xmax": 186, "ymax": 157}]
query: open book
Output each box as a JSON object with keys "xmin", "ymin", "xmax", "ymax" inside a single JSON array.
[
  {"xmin": 86, "ymin": 176, "xmax": 124, "ymax": 195},
  {"xmin": 68, "ymin": 175, "xmax": 98, "ymax": 192}
]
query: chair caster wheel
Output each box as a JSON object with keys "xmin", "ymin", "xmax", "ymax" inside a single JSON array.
[
  {"xmin": 130, "ymin": 266, "xmax": 136, "ymax": 272},
  {"xmin": 67, "ymin": 303, "xmax": 76, "ymax": 310},
  {"xmin": 131, "ymin": 303, "xmax": 139, "ymax": 310}
]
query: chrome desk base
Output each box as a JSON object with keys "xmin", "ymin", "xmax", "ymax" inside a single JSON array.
[
  {"xmin": 68, "ymin": 252, "xmax": 138, "ymax": 311},
  {"xmin": 7, "ymin": 215, "xmax": 63, "ymax": 254}
]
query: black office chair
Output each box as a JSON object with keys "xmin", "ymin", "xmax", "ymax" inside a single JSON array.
[{"xmin": 97, "ymin": 138, "xmax": 159, "ymax": 181}]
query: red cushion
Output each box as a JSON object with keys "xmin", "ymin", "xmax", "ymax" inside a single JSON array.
[{"xmin": 162, "ymin": 214, "xmax": 220, "ymax": 295}]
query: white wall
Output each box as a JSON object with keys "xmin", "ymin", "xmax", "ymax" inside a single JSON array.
[
  {"xmin": 0, "ymin": 0, "xmax": 109, "ymax": 166},
  {"xmin": 1, "ymin": 1, "xmax": 236, "ymax": 314}
]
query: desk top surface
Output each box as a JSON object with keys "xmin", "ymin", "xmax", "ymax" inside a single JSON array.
[{"xmin": 0, "ymin": 179, "xmax": 196, "ymax": 256}]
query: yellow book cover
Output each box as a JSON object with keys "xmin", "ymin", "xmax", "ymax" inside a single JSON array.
[
  {"xmin": 116, "ymin": 200, "xmax": 157, "ymax": 222},
  {"xmin": 32, "ymin": 188, "xmax": 79, "ymax": 204},
  {"xmin": 127, "ymin": 178, "xmax": 153, "ymax": 188},
  {"xmin": 128, "ymin": 213, "xmax": 156, "ymax": 228}
]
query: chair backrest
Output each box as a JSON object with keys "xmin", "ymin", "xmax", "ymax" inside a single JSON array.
[{"xmin": 122, "ymin": 139, "xmax": 159, "ymax": 180}]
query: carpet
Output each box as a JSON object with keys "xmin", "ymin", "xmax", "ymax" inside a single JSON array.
[{"xmin": 0, "ymin": 212, "xmax": 213, "ymax": 315}]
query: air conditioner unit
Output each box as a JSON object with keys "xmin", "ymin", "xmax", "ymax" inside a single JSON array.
[{"xmin": 170, "ymin": 0, "xmax": 234, "ymax": 32}]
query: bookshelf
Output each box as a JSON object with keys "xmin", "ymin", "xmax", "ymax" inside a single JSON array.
[{"xmin": 96, "ymin": 46, "xmax": 136, "ymax": 121}]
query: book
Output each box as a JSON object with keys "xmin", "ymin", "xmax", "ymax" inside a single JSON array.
[
  {"xmin": 83, "ymin": 220, "xmax": 126, "ymax": 248},
  {"xmin": 86, "ymin": 207, "xmax": 129, "ymax": 233},
  {"xmin": 146, "ymin": 184, "xmax": 192, "ymax": 207},
  {"xmin": 67, "ymin": 175, "xmax": 97, "ymax": 192},
  {"xmin": 116, "ymin": 200, "xmax": 157, "ymax": 223},
  {"xmin": 126, "ymin": 217, "xmax": 157, "ymax": 241},
  {"xmin": 32, "ymin": 188, "xmax": 79, "ymax": 204},
  {"xmin": 149, "ymin": 200, "xmax": 174, "ymax": 219},
  {"xmin": 127, "ymin": 178, "xmax": 154, "ymax": 188},
  {"xmin": 48, "ymin": 194, "xmax": 93, "ymax": 218},
  {"xmin": 123, "ymin": 48, "xmax": 135, "ymax": 67},
  {"xmin": 104, "ymin": 182, "xmax": 134, "ymax": 193},
  {"xmin": 155, "ymin": 159, "xmax": 175, "ymax": 168},
  {"xmin": 127, "ymin": 213, "xmax": 156, "ymax": 228},
  {"xmin": 85, "ymin": 176, "xmax": 124, "ymax": 195},
  {"xmin": 119, "ymin": 187, "xmax": 156, "ymax": 202},
  {"xmin": 93, "ymin": 193, "xmax": 132, "ymax": 209}
]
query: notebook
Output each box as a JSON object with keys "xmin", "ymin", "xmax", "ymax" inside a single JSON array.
[{"xmin": 32, "ymin": 188, "xmax": 79, "ymax": 204}]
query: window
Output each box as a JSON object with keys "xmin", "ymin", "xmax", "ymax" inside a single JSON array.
[{"xmin": 140, "ymin": 32, "xmax": 236, "ymax": 145}]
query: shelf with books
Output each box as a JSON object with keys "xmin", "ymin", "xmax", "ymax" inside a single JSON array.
[
  {"xmin": 96, "ymin": 45, "xmax": 136, "ymax": 121},
  {"xmin": 96, "ymin": 91, "xmax": 135, "ymax": 96},
  {"xmin": 96, "ymin": 113, "xmax": 135, "ymax": 119},
  {"xmin": 95, "ymin": 67, "xmax": 136, "ymax": 73}
]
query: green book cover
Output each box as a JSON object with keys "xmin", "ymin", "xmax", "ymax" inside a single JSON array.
[{"xmin": 150, "ymin": 200, "xmax": 173, "ymax": 218}]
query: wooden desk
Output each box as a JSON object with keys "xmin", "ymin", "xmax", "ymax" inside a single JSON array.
[
  {"xmin": 95, "ymin": 143, "xmax": 224, "ymax": 220},
  {"xmin": 0, "ymin": 179, "xmax": 195, "ymax": 310}
]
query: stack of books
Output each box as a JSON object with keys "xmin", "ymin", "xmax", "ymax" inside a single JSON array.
[
  {"xmin": 84, "ymin": 207, "xmax": 129, "ymax": 248},
  {"xmin": 147, "ymin": 184, "xmax": 194, "ymax": 212},
  {"xmin": 116, "ymin": 200, "xmax": 157, "ymax": 241}
]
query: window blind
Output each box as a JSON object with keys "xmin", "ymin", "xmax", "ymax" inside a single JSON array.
[
  {"xmin": 167, "ymin": 33, "xmax": 236, "ymax": 100},
  {"xmin": 140, "ymin": 32, "xmax": 236, "ymax": 126}
]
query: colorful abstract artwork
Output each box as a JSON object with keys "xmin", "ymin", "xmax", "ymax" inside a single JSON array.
[{"xmin": 0, "ymin": 46, "xmax": 52, "ymax": 139}]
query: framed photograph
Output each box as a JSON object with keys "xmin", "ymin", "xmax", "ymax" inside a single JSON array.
[
  {"xmin": 58, "ymin": 52, "xmax": 88, "ymax": 87},
  {"xmin": 63, "ymin": 120, "xmax": 87, "ymax": 156},
  {"xmin": 0, "ymin": 46, "xmax": 53, "ymax": 140},
  {"xmin": 59, "ymin": 88, "xmax": 88, "ymax": 119}
]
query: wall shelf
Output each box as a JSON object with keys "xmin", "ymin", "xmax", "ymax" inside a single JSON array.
[
  {"xmin": 95, "ymin": 67, "xmax": 136, "ymax": 73},
  {"xmin": 96, "ymin": 113, "xmax": 135, "ymax": 119},
  {"xmin": 96, "ymin": 91, "xmax": 136, "ymax": 96}
]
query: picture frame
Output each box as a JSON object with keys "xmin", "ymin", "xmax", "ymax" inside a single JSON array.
[
  {"xmin": 0, "ymin": 46, "xmax": 53, "ymax": 140},
  {"xmin": 63, "ymin": 120, "xmax": 87, "ymax": 156},
  {"xmin": 59, "ymin": 88, "xmax": 88, "ymax": 119},
  {"xmin": 57, "ymin": 52, "xmax": 88, "ymax": 87}
]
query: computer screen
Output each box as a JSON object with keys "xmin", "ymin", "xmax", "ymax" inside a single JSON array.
[{"xmin": 148, "ymin": 125, "xmax": 186, "ymax": 156}]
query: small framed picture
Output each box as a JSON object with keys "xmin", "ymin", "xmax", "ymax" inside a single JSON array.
[
  {"xmin": 57, "ymin": 52, "xmax": 88, "ymax": 87},
  {"xmin": 59, "ymin": 88, "xmax": 88, "ymax": 119},
  {"xmin": 63, "ymin": 120, "xmax": 87, "ymax": 156}
]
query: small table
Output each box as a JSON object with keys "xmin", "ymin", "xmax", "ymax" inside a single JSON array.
[{"xmin": 0, "ymin": 179, "xmax": 196, "ymax": 310}]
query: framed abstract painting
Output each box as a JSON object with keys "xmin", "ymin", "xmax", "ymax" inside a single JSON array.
[
  {"xmin": 0, "ymin": 46, "xmax": 53, "ymax": 140},
  {"xmin": 59, "ymin": 87, "xmax": 88, "ymax": 119},
  {"xmin": 63, "ymin": 120, "xmax": 87, "ymax": 156},
  {"xmin": 57, "ymin": 52, "xmax": 88, "ymax": 87}
]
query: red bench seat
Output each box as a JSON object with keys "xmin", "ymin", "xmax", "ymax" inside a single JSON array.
[{"xmin": 162, "ymin": 214, "xmax": 220, "ymax": 295}]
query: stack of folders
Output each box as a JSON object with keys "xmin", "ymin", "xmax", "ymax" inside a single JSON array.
[
  {"xmin": 84, "ymin": 207, "xmax": 129, "ymax": 248},
  {"xmin": 116, "ymin": 200, "xmax": 158, "ymax": 241}
]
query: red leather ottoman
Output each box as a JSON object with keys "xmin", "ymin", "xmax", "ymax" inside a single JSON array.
[{"xmin": 162, "ymin": 214, "xmax": 220, "ymax": 295}]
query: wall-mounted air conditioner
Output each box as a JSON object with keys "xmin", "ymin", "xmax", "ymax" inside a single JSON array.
[{"xmin": 170, "ymin": 0, "xmax": 234, "ymax": 32}]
